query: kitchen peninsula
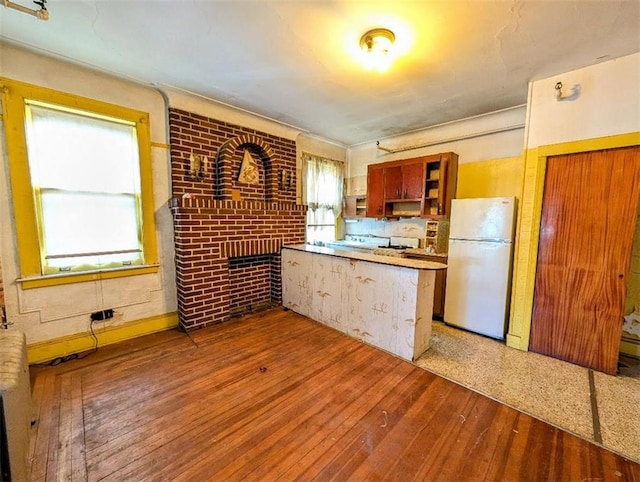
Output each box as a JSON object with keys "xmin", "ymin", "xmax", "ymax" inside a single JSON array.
[{"xmin": 281, "ymin": 245, "xmax": 447, "ymax": 361}]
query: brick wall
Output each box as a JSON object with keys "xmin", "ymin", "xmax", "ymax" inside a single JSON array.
[
  {"xmin": 169, "ymin": 109, "xmax": 306, "ymax": 330},
  {"xmin": 169, "ymin": 108, "xmax": 297, "ymax": 203}
]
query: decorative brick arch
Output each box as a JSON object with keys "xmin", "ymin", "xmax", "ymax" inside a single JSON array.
[{"xmin": 216, "ymin": 135, "xmax": 278, "ymax": 201}]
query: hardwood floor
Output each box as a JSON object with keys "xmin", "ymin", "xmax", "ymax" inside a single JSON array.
[{"xmin": 29, "ymin": 308, "xmax": 640, "ymax": 481}]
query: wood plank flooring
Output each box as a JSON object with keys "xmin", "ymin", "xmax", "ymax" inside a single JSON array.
[{"xmin": 29, "ymin": 308, "xmax": 640, "ymax": 481}]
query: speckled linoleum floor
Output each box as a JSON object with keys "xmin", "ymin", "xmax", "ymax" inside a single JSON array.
[{"xmin": 414, "ymin": 321, "xmax": 640, "ymax": 464}]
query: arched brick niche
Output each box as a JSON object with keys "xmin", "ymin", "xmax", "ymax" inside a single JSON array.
[
  {"xmin": 217, "ymin": 135, "xmax": 280, "ymax": 202},
  {"xmin": 169, "ymin": 108, "xmax": 297, "ymax": 204}
]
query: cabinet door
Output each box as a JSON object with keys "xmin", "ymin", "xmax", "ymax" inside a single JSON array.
[
  {"xmin": 343, "ymin": 196, "xmax": 357, "ymax": 217},
  {"xmin": 436, "ymin": 157, "xmax": 449, "ymax": 215},
  {"xmin": 423, "ymin": 255, "xmax": 447, "ymax": 318},
  {"xmin": 438, "ymin": 153, "xmax": 458, "ymax": 216},
  {"xmin": 344, "ymin": 195, "xmax": 366, "ymax": 218},
  {"xmin": 366, "ymin": 165, "xmax": 385, "ymax": 217},
  {"xmin": 433, "ymin": 268, "xmax": 447, "ymax": 318},
  {"xmin": 402, "ymin": 163, "xmax": 424, "ymax": 200},
  {"xmin": 384, "ymin": 166, "xmax": 403, "ymax": 200},
  {"xmin": 281, "ymin": 249, "xmax": 313, "ymax": 316}
]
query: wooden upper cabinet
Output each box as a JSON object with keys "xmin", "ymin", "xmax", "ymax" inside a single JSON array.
[
  {"xmin": 366, "ymin": 165, "xmax": 386, "ymax": 218},
  {"xmin": 364, "ymin": 152, "xmax": 458, "ymax": 219},
  {"xmin": 343, "ymin": 195, "xmax": 367, "ymax": 218},
  {"xmin": 423, "ymin": 153, "xmax": 458, "ymax": 218},
  {"xmin": 384, "ymin": 165, "xmax": 403, "ymax": 200},
  {"xmin": 384, "ymin": 163, "xmax": 424, "ymax": 201},
  {"xmin": 403, "ymin": 163, "xmax": 425, "ymax": 200}
]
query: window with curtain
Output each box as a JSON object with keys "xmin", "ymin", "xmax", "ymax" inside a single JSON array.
[
  {"xmin": 23, "ymin": 101, "xmax": 145, "ymax": 274},
  {"xmin": 302, "ymin": 153, "xmax": 344, "ymax": 245},
  {"xmin": 0, "ymin": 76, "xmax": 158, "ymax": 288}
]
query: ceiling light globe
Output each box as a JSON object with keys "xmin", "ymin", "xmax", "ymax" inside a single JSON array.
[{"xmin": 360, "ymin": 28, "xmax": 395, "ymax": 55}]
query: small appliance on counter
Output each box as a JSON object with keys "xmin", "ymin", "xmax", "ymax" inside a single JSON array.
[{"xmin": 443, "ymin": 197, "xmax": 516, "ymax": 340}]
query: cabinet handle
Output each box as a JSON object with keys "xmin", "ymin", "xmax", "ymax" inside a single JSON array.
[
  {"xmin": 438, "ymin": 203, "xmax": 442, "ymax": 214},
  {"xmin": 404, "ymin": 189, "xmax": 407, "ymax": 198}
]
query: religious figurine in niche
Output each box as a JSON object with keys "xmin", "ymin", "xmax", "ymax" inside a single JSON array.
[{"xmin": 238, "ymin": 149, "xmax": 260, "ymax": 184}]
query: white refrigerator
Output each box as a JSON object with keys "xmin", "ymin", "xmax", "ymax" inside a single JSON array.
[{"xmin": 443, "ymin": 197, "xmax": 516, "ymax": 339}]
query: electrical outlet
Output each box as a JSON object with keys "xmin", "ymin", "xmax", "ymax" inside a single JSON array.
[{"xmin": 90, "ymin": 309, "xmax": 114, "ymax": 322}]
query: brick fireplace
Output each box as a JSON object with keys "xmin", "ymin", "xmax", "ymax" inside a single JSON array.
[{"xmin": 169, "ymin": 109, "xmax": 307, "ymax": 330}]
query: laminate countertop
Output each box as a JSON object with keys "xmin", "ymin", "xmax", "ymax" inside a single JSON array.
[{"xmin": 283, "ymin": 244, "xmax": 447, "ymax": 270}]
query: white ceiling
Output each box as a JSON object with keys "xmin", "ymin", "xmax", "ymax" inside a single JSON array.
[{"xmin": 1, "ymin": 1, "xmax": 639, "ymax": 146}]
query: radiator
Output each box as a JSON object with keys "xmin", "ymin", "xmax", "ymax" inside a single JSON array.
[{"xmin": 0, "ymin": 331, "xmax": 31, "ymax": 481}]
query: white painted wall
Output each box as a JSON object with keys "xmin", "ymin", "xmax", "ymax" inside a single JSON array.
[
  {"xmin": 0, "ymin": 43, "xmax": 177, "ymax": 343},
  {"xmin": 526, "ymin": 52, "xmax": 640, "ymax": 148},
  {"xmin": 346, "ymin": 106, "xmax": 526, "ymax": 194},
  {"xmin": 297, "ymin": 133, "xmax": 347, "ymax": 162}
]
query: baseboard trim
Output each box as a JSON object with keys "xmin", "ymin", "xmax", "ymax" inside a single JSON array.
[
  {"xmin": 27, "ymin": 312, "xmax": 179, "ymax": 364},
  {"xmin": 506, "ymin": 333, "xmax": 524, "ymax": 350}
]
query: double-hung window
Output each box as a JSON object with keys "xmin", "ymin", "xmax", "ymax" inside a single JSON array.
[
  {"xmin": 302, "ymin": 153, "xmax": 344, "ymax": 244},
  {"xmin": 1, "ymin": 78, "xmax": 158, "ymax": 288}
]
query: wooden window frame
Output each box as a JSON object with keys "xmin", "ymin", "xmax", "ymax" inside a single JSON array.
[{"xmin": 1, "ymin": 77, "xmax": 159, "ymax": 289}]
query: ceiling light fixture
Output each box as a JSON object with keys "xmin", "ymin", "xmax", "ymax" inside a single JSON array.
[
  {"xmin": 359, "ymin": 28, "xmax": 396, "ymax": 72},
  {"xmin": 360, "ymin": 28, "xmax": 395, "ymax": 54}
]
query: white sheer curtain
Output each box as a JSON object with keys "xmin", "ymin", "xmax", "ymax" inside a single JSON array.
[
  {"xmin": 24, "ymin": 102, "xmax": 144, "ymax": 273},
  {"xmin": 302, "ymin": 153, "xmax": 344, "ymax": 245}
]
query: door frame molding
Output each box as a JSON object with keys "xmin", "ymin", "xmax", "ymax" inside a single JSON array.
[{"xmin": 507, "ymin": 132, "xmax": 640, "ymax": 351}]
